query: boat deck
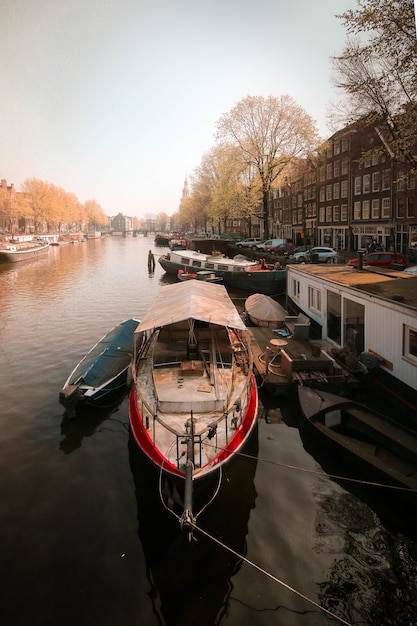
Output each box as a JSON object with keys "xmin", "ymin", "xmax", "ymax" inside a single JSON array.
[{"xmin": 248, "ymin": 326, "xmax": 358, "ymax": 392}]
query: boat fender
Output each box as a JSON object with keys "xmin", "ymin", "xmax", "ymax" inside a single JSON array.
[{"xmin": 359, "ymin": 351, "xmax": 380, "ymax": 370}]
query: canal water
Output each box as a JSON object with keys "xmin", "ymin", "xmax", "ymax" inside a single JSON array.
[{"xmin": 1, "ymin": 235, "xmax": 417, "ymax": 626}]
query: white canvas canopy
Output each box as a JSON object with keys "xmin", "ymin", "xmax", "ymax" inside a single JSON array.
[
  {"xmin": 136, "ymin": 280, "xmax": 246, "ymax": 333},
  {"xmin": 245, "ymin": 293, "xmax": 286, "ymax": 323}
]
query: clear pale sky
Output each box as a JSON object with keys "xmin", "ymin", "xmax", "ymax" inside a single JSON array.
[{"xmin": 1, "ymin": 0, "xmax": 370, "ymax": 218}]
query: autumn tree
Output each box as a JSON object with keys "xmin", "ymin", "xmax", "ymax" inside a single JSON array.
[
  {"xmin": 84, "ymin": 199, "xmax": 108, "ymax": 230},
  {"xmin": 331, "ymin": 0, "xmax": 417, "ymax": 171},
  {"xmin": 216, "ymin": 95, "xmax": 318, "ymax": 239}
]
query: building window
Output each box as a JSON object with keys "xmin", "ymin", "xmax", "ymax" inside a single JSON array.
[
  {"xmin": 334, "ymin": 141, "xmax": 341, "ymax": 155},
  {"xmin": 308, "ymin": 286, "xmax": 321, "ymax": 312},
  {"xmin": 382, "ymin": 169, "xmax": 391, "ymax": 190},
  {"xmin": 372, "ymin": 171, "xmax": 380, "ymax": 192},
  {"xmin": 319, "ymin": 166, "xmax": 326, "ymax": 182},
  {"xmin": 354, "ymin": 201, "xmax": 361, "ymax": 219},
  {"xmin": 363, "ymin": 174, "xmax": 371, "ymax": 193},
  {"xmin": 319, "ymin": 206, "xmax": 325, "ymax": 221},
  {"xmin": 354, "ymin": 176, "xmax": 362, "ymax": 195},
  {"xmin": 341, "ymin": 180, "xmax": 348, "ymax": 198},
  {"xmin": 341, "ymin": 138, "xmax": 348, "ymax": 152},
  {"xmin": 334, "ymin": 160, "xmax": 340, "ymax": 177},
  {"xmin": 344, "ymin": 299, "xmax": 365, "ymax": 353},
  {"xmin": 333, "ymin": 205, "xmax": 340, "ymax": 222},
  {"xmin": 397, "ymin": 197, "xmax": 405, "ymax": 218},
  {"xmin": 320, "ymin": 186, "xmax": 325, "ymax": 202},
  {"xmin": 326, "ymin": 163, "xmax": 333, "ymax": 179},
  {"xmin": 327, "ymin": 291, "xmax": 341, "ymax": 344},
  {"xmin": 326, "ymin": 185, "xmax": 332, "ymax": 201},
  {"xmin": 397, "ymin": 171, "xmax": 405, "ymax": 191},
  {"xmin": 408, "ymin": 172, "xmax": 416, "ymax": 190},
  {"xmin": 407, "ymin": 196, "xmax": 415, "ymax": 218},
  {"xmin": 382, "ymin": 197, "xmax": 390, "ymax": 218},
  {"xmin": 371, "ymin": 154, "xmax": 379, "ymax": 166},
  {"xmin": 341, "ymin": 157, "xmax": 349, "ymax": 175},
  {"xmin": 341, "ymin": 204, "xmax": 348, "ymax": 221},
  {"xmin": 371, "ymin": 199, "xmax": 380, "ymax": 219},
  {"xmin": 326, "ymin": 206, "xmax": 332, "ymax": 222},
  {"xmin": 362, "ymin": 200, "xmax": 370, "ymax": 219},
  {"xmin": 333, "ymin": 182, "xmax": 340, "ymax": 199},
  {"xmin": 403, "ymin": 325, "xmax": 417, "ymax": 364}
]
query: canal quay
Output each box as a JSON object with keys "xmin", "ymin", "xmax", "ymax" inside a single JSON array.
[{"xmin": 1, "ymin": 234, "xmax": 417, "ymax": 626}]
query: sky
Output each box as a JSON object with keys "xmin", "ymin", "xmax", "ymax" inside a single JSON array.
[{"xmin": 0, "ymin": 0, "xmax": 398, "ymax": 219}]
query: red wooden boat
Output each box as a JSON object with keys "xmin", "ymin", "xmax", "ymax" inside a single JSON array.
[{"xmin": 128, "ymin": 281, "xmax": 258, "ymax": 539}]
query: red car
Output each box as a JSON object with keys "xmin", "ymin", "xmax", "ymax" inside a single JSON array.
[
  {"xmin": 268, "ymin": 243, "xmax": 296, "ymax": 255},
  {"xmin": 348, "ymin": 251, "xmax": 407, "ymax": 269}
]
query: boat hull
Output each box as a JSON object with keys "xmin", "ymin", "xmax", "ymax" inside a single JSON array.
[
  {"xmin": 298, "ymin": 386, "xmax": 417, "ymax": 493},
  {"xmin": 129, "ymin": 374, "xmax": 258, "ymax": 482},
  {"xmin": 222, "ymin": 270, "xmax": 286, "ymax": 295},
  {"xmin": 0, "ymin": 241, "xmax": 50, "ymax": 263}
]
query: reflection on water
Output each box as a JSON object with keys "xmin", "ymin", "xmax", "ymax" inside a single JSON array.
[
  {"xmin": 1, "ymin": 236, "xmax": 417, "ymax": 626},
  {"xmin": 128, "ymin": 427, "xmax": 258, "ymax": 626},
  {"xmin": 313, "ymin": 481, "xmax": 417, "ymax": 625}
]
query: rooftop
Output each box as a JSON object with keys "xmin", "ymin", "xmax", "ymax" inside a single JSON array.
[{"xmin": 288, "ymin": 263, "xmax": 417, "ymax": 311}]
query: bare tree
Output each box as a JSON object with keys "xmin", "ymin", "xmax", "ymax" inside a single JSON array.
[
  {"xmin": 331, "ymin": 0, "xmax": 417, "ymax": 171},
  {"xmin": 216, "ymin": 95, "xmax": 318, "ymax": 239}
]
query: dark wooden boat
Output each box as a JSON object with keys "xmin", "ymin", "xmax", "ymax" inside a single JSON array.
[
  {"xmin": 60, "ymin": 318, "xmax": 142, "ymax": 415},
  {"xmin": 128, "ymin": 280, "xmax": 258, "ymax": 539},
  {"xmin": 298, "ymin": 385, "xmax": 417, "ymax": 492}
]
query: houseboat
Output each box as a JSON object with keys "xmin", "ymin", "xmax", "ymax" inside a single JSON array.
[
  {"xmin": 286, "ymin": 263, "xmax": 417, "ymax": 425},
  {"xmin": 158, "ymin": 248, "xmax": 286, "ymax": 295}
]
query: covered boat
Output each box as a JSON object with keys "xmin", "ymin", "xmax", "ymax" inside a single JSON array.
[
  {"xmin": 128, "ymin": 280, "xmax": 258, "ymax": 540},
  {"xmin": 60, "ymin": 318, "xmax": 142, "ymax": 415},
  {"xmin": 245, "ymin": 293, "xmax": 286, "ymax": 328},
  {"xmin": 298, "ymin": 386, "xmax": 417, "ymax": 492},
  {"xmin": 159, "ymin": 248, "xmax": 286, "ymax": 295}
]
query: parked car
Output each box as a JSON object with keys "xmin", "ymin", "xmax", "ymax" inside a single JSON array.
[
  {"xmin": 235, "ymin": 237, "xmax": 261, "ymax": 249},
  {"xmin": 286, "ymin": 245, "xmax": 309, "ymax": 259},
  {"xmin": 269, "ymin": 243, "xmax": 296, "ymax": 255},
  {"xmin": 348, "ymin": 251, "xmax": 407, "ymax": 269},
  {"xmin": 293, "ymin": 247, "xmax": 337, "ymax": 263},
  {"xmin": 255, "ymin": 238, "xmax": 286, "ymax": 251},
  {"xmin": 404, "ymin": 265, "xmax": 417, "ymax": 275}
]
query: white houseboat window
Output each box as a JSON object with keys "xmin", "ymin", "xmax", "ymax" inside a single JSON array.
[
  {"xmin": 292, "ymin": 278, "xmax": 300, "ymax": 299},
  {"xmin": 308, "ymin": 286, "xmax": 321, "ymax": 312},
  {"xmin": 343, "ymin": 299, "xmax": 365, "ymax": 353},
  {"xmin": 192, "ymin": 260, "xmax": 202, "ymax": 268},
  {"xmin": 205, "ymin": 263, "xmax": 215, "ymax": 269},
  {"xmin": 327, "ymin": 291, "xmax": 342, "ymax": 344},
  {"xmin": 404, "ymin": 326, "xmax": 417, "ymax": 362}
]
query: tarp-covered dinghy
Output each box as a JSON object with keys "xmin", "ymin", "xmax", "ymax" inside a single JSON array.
[{"xmin": 128, "ymin": 280, "xmax": 258, "ymax": 539}]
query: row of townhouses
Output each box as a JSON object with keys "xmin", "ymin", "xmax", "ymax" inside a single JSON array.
[{"xmin": 249, "ymin": 119, "xmax": 417, "ymax": 256}]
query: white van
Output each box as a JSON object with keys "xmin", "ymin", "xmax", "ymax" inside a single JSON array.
[{"xmin": 255, "ymin": 238, "xmax": 286, "ymax": 251}]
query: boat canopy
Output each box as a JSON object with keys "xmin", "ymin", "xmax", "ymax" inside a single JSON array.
[
  {"xmin": 135, "ymin": 281, "xmax": 246, "ymax": 333},
  {"xmin": 245, "ymin": 293, "xmax": 286, "ymax": 322}
]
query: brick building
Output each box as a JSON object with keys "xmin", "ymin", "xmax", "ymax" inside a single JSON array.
[{"xmin": 268, "ymin": 119, "xmax": 417, "ymax": 255}]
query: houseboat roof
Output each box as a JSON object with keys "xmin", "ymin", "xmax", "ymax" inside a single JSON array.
[{"xmin": 288, "ymin": 264, "xmax": 417, "ymax": 311}]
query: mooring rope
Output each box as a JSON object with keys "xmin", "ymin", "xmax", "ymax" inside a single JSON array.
[{"xmin": 165, "ymin": 504, "xmax": 353, "ymax": 626}]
